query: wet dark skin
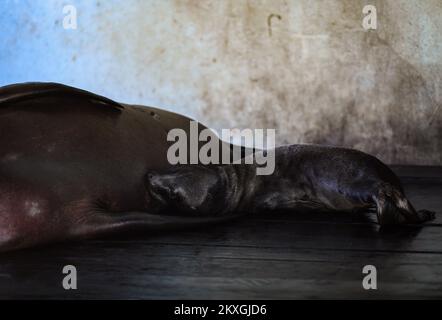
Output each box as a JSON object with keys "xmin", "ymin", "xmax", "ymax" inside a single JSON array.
[{"xmin": 0, "ymin": 83, "xmax": 435, "ymax": 252}]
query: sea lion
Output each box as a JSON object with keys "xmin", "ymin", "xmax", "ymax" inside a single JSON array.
[
  {"xmin": 0, "ymin": 82, "xmax": 239, "ymax": 252},
  {"xmin": 0, "ymin": 83, "xmax": 435, "ymax": 252},
  {"xmin": 147, "ymin": 143, "xmax": 436, "ymax": 225}
]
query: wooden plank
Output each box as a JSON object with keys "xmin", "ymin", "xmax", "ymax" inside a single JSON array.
[
  {"xmin": 52, "ymin": 219, "xmax": 441, "ymax": 254},
  {"xmin": 1, "ymin": 243, "xmax": 442, "ymax": 299},
  {"xmin": 391, "ymin": 165, "xmax": 442, "ymax": 179}
]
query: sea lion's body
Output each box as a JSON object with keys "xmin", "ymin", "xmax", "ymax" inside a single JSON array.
[
  {"xmin": 0, "ymin": 83, "xmax": 435, "ymax": 252},
  {"xmin": 0, "ymin": 83, "xmax": 232, "ymax": 252},
  {"xmin": 147, "ymin": 146, "xmax": 435, "ymax": 225}
]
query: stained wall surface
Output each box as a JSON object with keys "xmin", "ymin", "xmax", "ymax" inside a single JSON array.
[{"xmin": 1, "ymin": 0, "xmax": 440, "ymax": 165}]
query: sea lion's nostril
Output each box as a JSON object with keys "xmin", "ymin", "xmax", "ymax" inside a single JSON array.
[
  {"xmin": 145, "ymin": 173, "xmax": 161, "ymax": 191},
  {"xmin": 146, "ymin": 172, "xmax": 159, "ymax": 184}
]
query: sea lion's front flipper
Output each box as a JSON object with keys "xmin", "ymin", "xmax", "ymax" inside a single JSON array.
[
  {"xmin": 71, "ymin": 211, "xmax": 243, "ymax": 239},
  {"xmin": 372, "ymin": 184, "xmax": 436, "ymax": 225}
]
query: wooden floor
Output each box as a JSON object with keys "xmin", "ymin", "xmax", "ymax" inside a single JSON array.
[{"xmin": 0, "ymin": 166, "xmax": 441, "ymax": 299}]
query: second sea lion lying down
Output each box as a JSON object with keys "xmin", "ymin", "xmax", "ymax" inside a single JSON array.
[{"xmin": 146, "ymin": 144, "xmax": 435, "ymax": 225}]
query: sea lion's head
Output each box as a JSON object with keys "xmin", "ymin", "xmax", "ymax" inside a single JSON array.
[{"xmin": 145, "ymin": 165, "xmax": 228, "ymax": 215}]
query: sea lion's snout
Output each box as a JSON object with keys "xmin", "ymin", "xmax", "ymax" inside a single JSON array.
[
  {"xmin": 145, "ymin": 166, "xmax": 224, "ymax": 215},
  {"xmin": 145, "ymin": 173, "xmax": 175, "ymax": 207}
]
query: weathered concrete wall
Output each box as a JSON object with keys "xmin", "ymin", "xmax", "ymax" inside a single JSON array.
[{"xmin": 1, "ymin": 0, "xmax": 441, "ymax": 165}]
